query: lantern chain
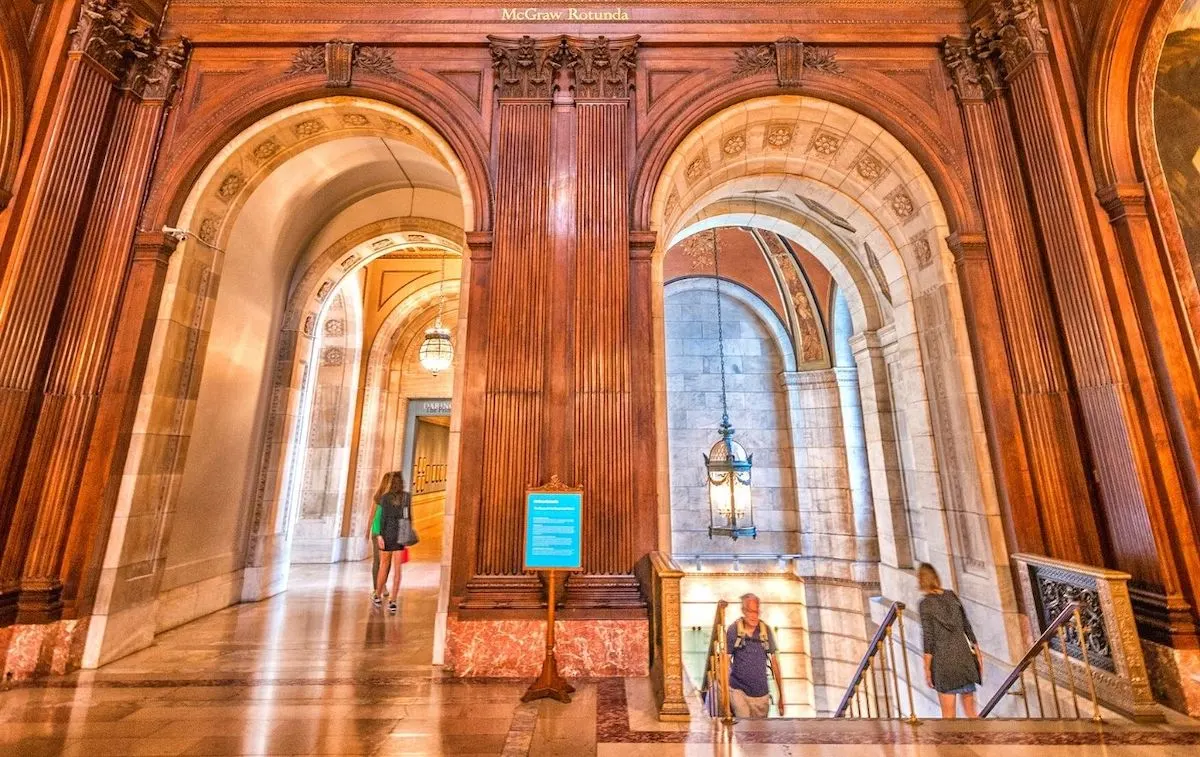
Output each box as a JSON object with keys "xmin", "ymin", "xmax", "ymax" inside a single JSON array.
[
  {"xmin": 435, "ymin": 248, "xmax": 447, "ymax": 328},
  {"xmin": 712, "ymin": 233, "xmax": 730, "ymax": 428}
]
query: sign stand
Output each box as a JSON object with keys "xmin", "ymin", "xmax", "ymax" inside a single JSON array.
[
  {"xmin": 520, "ymin": 475, "xmax": 583, "ymax": 705},
  {"xmin": 521, "ymin": 567, "xmax": 576, "ymax": 703}
]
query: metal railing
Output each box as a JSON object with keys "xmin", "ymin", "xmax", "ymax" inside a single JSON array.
[
  {"xmin": 980, "ymin": 601, "xmax": 1102, "ymax": 721},
  {"xmin": 834, "ymin": 601, "xmax": 919, "ymax": 722},
  {"xmin": 700, "ymin": 599, "xmax": 735, "ymax": 725}
]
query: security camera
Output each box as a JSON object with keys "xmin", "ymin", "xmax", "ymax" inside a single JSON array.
[{"xmin": 162, "ymin": 225, "xmax": 190, "ymax": 243}]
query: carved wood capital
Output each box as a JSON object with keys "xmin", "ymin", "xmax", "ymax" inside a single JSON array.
[
  {"xmin": 563, "ymin": 36, "xmax": 638, "ymax": 100},
  {"xmin": 973, "ymin": 0, "xmax": 1049, "ymax": 81},
  {"xmin": 1096, "ymin": 183, "xmax": 1150, "ymax": 223},
  {"xmin": 941, "ymin": 36, "xmax": 987, "ymax": 103},
  {"xmin": 70, "ymin": 0, "xmax": 147, "ymax": 79},
  {"xmin": 122, "ymin": 39, "xmax": 190, "ymax": 102},
  {"xmin": 465, "ymin": 231, "xmax": 494, "ymax": 262},
  {"xmin": 489, "ymin": 35, "xmax": 567, "ymax": 100},
  {"xmin": 630, "ymin": 230, "xmax": 657, "ymax": 260},
  {"xmin": 946, "ymin": 231, "xmax": 989, "ymax": 263}
]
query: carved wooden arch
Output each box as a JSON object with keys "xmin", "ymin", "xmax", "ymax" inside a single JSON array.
[
  {"xmin": 631, "ymin": 78, "xmax": 977, "ymax": 235},
  {"xmin": 1085, "ymin": 0, "xmax": 1179, "ymax": 185},
  {"xmin": 1085, "ymin": 0, "xmax": 1200, "ymax": 335},
  {"xmin": 0, "ymin": 7, "xmax": 25, "ymax": 210},
  {"xmin": 141, "ymin": 80, "xmax": 492, "ymax": 234}
]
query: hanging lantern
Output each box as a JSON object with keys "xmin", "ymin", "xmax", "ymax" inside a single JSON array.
[
  {"xmin": 420, "ymin": 251, "xmax": 453, "ymax": 375},
  {"xmin": 419, "ymin": 325, "xmax": 453, "ymax": 374},
  {"xmin": 705, "ymin": 233, "xmax": 755, "ymax": 541},
  {"xmin": 706, "ymin": 416, "xmax": 755, "ymax": 539}
]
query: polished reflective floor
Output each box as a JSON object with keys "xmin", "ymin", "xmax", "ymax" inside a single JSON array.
[{"xmin": 3, "ymin": 541, "xmax": 1200, "ymax": 755}]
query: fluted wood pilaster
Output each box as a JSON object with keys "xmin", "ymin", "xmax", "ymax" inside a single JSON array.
[
  {"xmin": 943, "ymin": 37, "xmax": 1100, "ymax": 564},
  {"xmin": 573, "ymin": 102, "xmax": 632, "ymax": 576},
  {"xmin": 0, "ymin": 2, "xmax": 139, "ymax": 622},
  {"xmin": 988, "ymin": 2, "xmax": 1198, "ymax": 642},
  {"xmin": 13, "ymin": 44, "xmax": 185, "ymax": 622},
  {"xmin": 60, "ymin": 232, "xmax": 178, "ymax": 619}
]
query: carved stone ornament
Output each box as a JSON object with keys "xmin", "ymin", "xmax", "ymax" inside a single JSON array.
[
  {"xmin": 489, "ymin": 35, "xmax": 567, "ymax": 99},
  {"xmin": 733, "ymin": 37, "xmax": 844, "ymax": 86},
  {"xmin": 564, "ymin": 36, "xmax": 638, "ymax": 100},
  {"xmin": 864, "ymin": 243, "xmax": 893, "ymax": 305},
  {"xmin": 71, "ymin": 0, "xmax": 142, "ymax": 78}
]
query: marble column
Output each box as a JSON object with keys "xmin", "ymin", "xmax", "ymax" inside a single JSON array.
[
  {"xmin": 0, "ymin": 0, "xmax": 144, "ymax": 624},
  {"xmin": 983, "ymin": 0, "xmax": 1199, "ymax": 645},
  {"xmin": 782, "ymin": 370, "xmax": 864, "ymax": 582},
  {"xmin": 848, "ymin": 331, "xmax": 912, "ymax": 574},
  {"xmin": 833, "ymin": 366, "xmax": 879, "ymax": 573}
]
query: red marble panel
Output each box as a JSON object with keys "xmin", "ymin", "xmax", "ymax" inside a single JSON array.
[
  {"xmin": 444, "ymin": 617, "xmax": 648, "ymax": 678},
  {"xmin": 0, "ymin": 617, "xmax": 88, "ymax": 681}
]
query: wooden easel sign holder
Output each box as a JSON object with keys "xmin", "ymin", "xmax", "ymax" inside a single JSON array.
[{"xmin": 521, "ymin": 475, "xmax": 583, "ymax": 704}]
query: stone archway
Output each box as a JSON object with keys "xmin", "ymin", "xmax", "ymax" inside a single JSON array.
[
  {"xmin": 84, "ymin": 96, "xmax": 475, "ymax": 667},
  {"xmin": 649, "ymin": 96, "xmax": 1021, "ymax": 677}
]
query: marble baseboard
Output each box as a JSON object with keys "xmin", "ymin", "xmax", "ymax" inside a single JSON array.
[
  {"xmin": 444, "ymin": 617, "xmax": 648, "ymax": 677},
  {"xmin": 1143, "ymin": 640, "xmax": 1200, "ymax": 716},
  {"xmin": 1, "ymin": 617, "xmax": 88, "ymax": 682},
  {"xmin": 156, "ymin": 569, "xmax": 244, "ymax": 633}
]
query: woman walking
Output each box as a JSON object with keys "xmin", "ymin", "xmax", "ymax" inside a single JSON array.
[
  {"xmin": 372, "ymin": 472, "xmax": 412, "ymax": 613},
  {"xmin": 918, "ymin": 562, "xmax": 983, "ymax": 718}
]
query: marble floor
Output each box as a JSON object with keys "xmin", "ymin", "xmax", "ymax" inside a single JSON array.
[{"xmin": 3, "ymin": 542, "xmax": 1200, "ymax": 756}]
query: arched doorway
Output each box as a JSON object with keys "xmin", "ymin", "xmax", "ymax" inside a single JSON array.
[
  {"xmin": 650, "ymin": 95, "xmax": 1019, "ymax": 715},
  {"xmin": 84, "ymin": 96, "xmax": 475, "ymax": 667}
]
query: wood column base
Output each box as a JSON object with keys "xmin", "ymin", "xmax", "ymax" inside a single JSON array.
[
  {"xmin": 0, "ymin": 583, "xmax": 18, "ymax": 626},
  {"xmin": 458, "ymin": 575, "xmax": 544, "ymax": 611},
  {"xmin": 1130, "ymin": 585, "xmax": 1200, "ymax": 648},
  {"xmin": 562, "ymin": 573, "xmax": 645, "ymax": 610},
  {"xmin": 14, "ymin": 579, "xmax": 62, "ymax": 625}
]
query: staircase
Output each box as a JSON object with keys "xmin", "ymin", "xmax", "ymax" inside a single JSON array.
[{"xmin": 681, "ymin": 569, "xmax": 815, "ymax": 717}]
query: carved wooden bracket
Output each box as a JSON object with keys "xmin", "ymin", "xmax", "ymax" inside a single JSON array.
[
  {"xmin": 285, "ymin": 41, "xmax": 399, "ymax": 88},
  {"xmin": 732, "ymin": 37, "xmax": 844, "ymax": 86}
]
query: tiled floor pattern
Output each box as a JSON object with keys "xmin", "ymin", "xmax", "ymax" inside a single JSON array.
[{"xmin": 2, "ymin": 547, "xmax": 1200, "ymax": 756}]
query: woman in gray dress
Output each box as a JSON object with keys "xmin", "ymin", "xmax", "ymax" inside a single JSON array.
[{"xmin": 918, "ymin": 563, "xmax": 983, "ymax": 718}]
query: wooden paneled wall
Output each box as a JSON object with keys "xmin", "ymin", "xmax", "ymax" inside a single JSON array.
[{"xmin": 453, "ymin": 36, "xmax": 650, "ymax": 615}]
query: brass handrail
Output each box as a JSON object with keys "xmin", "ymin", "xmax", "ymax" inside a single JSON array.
[
  {"xmin": 980, "ymin": 601, "xmax": 1102, "ymax": 721},
  {"xmin": 700, "ymin": 599, "xmax": 735, "ymax": 725},
  {"xmin": 834, "ymin": 601, "xmax": 918, "ymax": 722}
]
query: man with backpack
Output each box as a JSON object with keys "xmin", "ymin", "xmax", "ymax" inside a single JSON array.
[{"xmin": 726, "ymin": 593, "xmax": 785, "ymax": 717}]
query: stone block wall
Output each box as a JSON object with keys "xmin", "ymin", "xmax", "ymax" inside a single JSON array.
[{"xmin": 665, "ymin": 283, "xmax": 799, "ymax": 556}]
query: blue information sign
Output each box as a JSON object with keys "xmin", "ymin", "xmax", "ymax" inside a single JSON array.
[{"xmin": 523, "ymin": 490, "xmax": 583, "ymax": 570}]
